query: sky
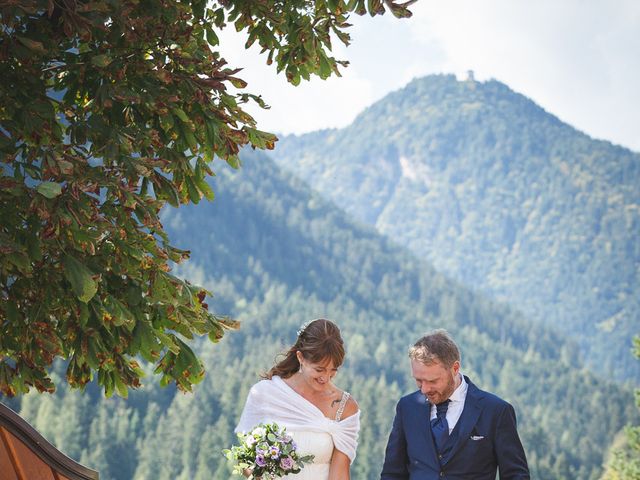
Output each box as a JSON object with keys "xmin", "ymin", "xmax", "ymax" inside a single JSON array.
[{"xmin": 221, "ymin": 0, "xmax": 640, "ymax": 152}]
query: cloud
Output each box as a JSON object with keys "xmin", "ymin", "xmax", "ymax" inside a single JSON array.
[
  {"xmin": 407, "ymin": 0, "xmax": 640, "ymax": 151},
  {"xmin": 218, "ymin": 22, "xmax": 374, "ymax": 136},
  {"xmin": 246, "ymin": 70, "xmax": 375, "ymax": 136},
  {"xmin": 216, "ymin": 1, "xmax": 640, "ymax": 151}
]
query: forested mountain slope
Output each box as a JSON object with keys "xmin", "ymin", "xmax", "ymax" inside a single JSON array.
[
  {"xmin": 274, "ymin": 74, "xmax": 640, "ymax": 380},
  {"xmin": 5, "ymin": 151, "xmax": 636, "ymax": 480}
]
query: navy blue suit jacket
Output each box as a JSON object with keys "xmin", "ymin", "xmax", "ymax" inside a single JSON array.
[{"xmin": 380, "ymin": 376, "xmax": 529, "ymax": 480}]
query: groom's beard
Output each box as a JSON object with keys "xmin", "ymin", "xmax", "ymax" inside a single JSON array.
[{"xmin": 425, "ymin": 372, "xmax": 456, "ymax": 405}]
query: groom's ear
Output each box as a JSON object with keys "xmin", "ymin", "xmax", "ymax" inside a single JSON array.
[{"xmin": 452, "ymin": 360, "xmax": 461, "ymax": 375}]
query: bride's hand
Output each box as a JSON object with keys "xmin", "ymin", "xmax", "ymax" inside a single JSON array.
[{"xmin": 243, "ymin": 467, "xmax": 261, "ymax": 479}]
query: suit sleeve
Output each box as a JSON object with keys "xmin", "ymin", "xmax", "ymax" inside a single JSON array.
[
  {"xmin": 495, "ymin": 403, "xmax": 530, "ymax": 480},
  {"xmin": 380, "ymin": 400, "xmax": 409, "ymax": 480}
]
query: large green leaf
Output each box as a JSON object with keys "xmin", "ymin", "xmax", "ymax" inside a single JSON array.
[
  {"xmin": 63, "ymin": 255, "xmax": 98, "ymax": 303},
  {"xmin": 16, "ymin": 36, "xmax": 46, "ymax": 54},
  {"xmin": 91, "ymin": 54, "xmax": 113, "ymax": 67},
  {"xmin": 36, "ymin": 182, "xmax": 62, "ymax": 198}
]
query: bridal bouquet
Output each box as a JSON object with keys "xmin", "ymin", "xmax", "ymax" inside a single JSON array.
[{"xmin": 223, "ymin": 422, "xmax": 314, "ymax": 479}]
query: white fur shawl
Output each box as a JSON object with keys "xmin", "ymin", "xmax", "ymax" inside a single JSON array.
[{"xmin": 235, "ymin": 376, "xmax": 360, "ymax": 463}]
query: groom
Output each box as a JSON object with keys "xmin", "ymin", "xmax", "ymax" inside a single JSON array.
[{"xmin": 380, "ymin": 329, "xmax": 530, "ymax": 479}]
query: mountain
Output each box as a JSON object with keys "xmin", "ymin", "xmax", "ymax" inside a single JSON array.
[
  {"xmin": 7, "ymin": 151, "xmax": 636, "ymax": 480},
  {"xmin": 273, "ymin": 74, "xmax": 640, "ymax": 381}
]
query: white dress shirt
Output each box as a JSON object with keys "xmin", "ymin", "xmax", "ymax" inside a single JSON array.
[{"xmin": 429, "ymin": 373, "xmax": 468, "ymax": 433}]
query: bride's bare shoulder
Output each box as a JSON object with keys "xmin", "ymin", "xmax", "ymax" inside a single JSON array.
[{"xmin": 340, "ymin": 393, "xmax": 359, "ymax": 420}]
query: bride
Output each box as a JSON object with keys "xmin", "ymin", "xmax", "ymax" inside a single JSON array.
[{"xmin": 235, "ymin": 318, "xmax": 360, "ymax": 480}]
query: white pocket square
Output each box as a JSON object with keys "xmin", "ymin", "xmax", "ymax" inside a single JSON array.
[{"xmin": 470, "ymin": 435, "xmax": 485, "ymax": 440}]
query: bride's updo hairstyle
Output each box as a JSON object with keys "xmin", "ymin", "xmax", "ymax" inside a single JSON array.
[{"xmin": 265, "ymin": 319, "xmax": 345, "ymax": 379}]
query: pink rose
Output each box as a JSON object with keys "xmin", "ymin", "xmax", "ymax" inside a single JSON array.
[{"xmin": 280, "ymin": 456, "xmax": 294, "ymax": 470}]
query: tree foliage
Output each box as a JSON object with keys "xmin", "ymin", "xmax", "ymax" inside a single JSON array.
[
  {"xmin": 0, "ymin": 0, "xmax": 414, "ymax": 396},
  {"xmin": 603, "ymin": 336, "xmax": 640, "ymax": 479}
]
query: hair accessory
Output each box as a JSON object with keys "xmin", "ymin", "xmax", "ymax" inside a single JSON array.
[{"xmin": 296, "ymin": 320, "xmax": 312, "ymax": 338}]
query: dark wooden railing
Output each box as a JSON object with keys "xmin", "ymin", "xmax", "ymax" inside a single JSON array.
[{"xmin": 0, "ymin": 402, "xmax": 99, "ymax": 480}]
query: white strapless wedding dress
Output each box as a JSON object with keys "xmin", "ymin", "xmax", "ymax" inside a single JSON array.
[{"xmin": 280, "ymin": 430, "xmax": 334, "ymax": 479}]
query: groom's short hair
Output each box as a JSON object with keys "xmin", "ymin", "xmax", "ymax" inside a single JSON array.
[{"xmin": 409, "ymin": 329, "xmax": 460, "ymax": 368}]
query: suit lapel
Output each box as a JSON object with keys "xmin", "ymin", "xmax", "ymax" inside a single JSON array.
[
  {"xmin": 409, "ymin": 391, "xmax": 440, "ymax": 466},
  {"xmin": 442, "ymin": 377, "xmax": 484, "ymax": 464}
]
